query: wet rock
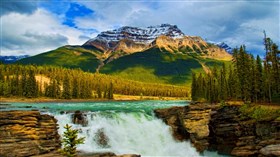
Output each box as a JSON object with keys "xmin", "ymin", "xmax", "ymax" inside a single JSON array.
[
  {"xmin": 154, "ymin": 106, "xmax": 189, "ymax": 141},
  {"xmin": 94, "ymin": 128, "xmax": 110, "ymax": 148},
  {"xmin": 72, "ymin": 110, "xmax": 88, "ymax": 126},
  {"xmin": 0, "ymin": 110, "xmax": 61, "ymax": 157}
]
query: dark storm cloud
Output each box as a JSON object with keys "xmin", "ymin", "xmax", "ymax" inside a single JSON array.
[{"xmin": 1, "ymin": 1, "xmax": 39, "ymax": 16}]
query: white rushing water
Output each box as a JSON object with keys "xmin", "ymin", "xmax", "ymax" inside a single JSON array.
[
  {"xmin": 6, "ymin": 101, "xmax": 225, "ymax": 156},
  {"xmin": 54, "ymin": 111, "xmax": 201, "ymax": 156}
]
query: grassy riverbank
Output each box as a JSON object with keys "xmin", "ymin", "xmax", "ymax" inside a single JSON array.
[{"xmin": 0, "ymin": 95, "xmax": 188, "ymax": 103}]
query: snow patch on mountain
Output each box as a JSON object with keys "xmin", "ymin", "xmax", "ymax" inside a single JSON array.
[
  {"xmin": 84, "ymin": 24, "xmax": 185, "ymax": 45},
  {"xmin": 207, "ymin": 40, "xmax": 233, "ymax": 54},
  {"xmin": 0, "ymin": 55, "xmax": 29, "ymax": 64}
]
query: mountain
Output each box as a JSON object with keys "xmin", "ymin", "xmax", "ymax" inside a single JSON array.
[
  {"xmin": 207, "ymin": 41, "xmax": 233, "ymax": 54},
  {"xmin": 84, "ymin": 24, "xmax": 231, "ymax": 62},
  {"xmin": 17, "ymin": 24, "xmax": 232, "ymax": 85},
  {"xmin": 0, "ymin": 55, "xmax": 29, "ymax": 64}
]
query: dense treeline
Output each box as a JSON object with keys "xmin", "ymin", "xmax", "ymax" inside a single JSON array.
[
  {"xmin": 0, "ymin": 64, "xmax": 189, "ymax": 99},
  {"xmin": 192, "ymin": 36, "xmax": 279, "ymax": 103}
]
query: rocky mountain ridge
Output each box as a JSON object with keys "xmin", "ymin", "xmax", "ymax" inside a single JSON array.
[
  {"xmin": 84, "ymin": 24, "xmax": 184, "ymax": 45},
  {"xmin": 84, "ymin": 24, "xmax": 232, "ymax": 61}
]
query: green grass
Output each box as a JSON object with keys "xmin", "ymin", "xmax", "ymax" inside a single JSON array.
[
  {"xmin": 17, "ymin": 46, "xmax": 101, "ymax": 72},
  {"xmin": 100, "ymin": 48, "xmax": 203, "ymax": 85},
  {"xmin": 239, "ymin": 103, "xmax": 280, "ymax": 121}
]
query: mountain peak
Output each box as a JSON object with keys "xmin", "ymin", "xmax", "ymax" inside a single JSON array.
[{"xmin": 84, "ymin": 24, "xmax": 184, "ymax": 45}]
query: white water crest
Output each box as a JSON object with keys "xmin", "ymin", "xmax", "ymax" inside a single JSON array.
[{"xmin": 54, "ymin": 111, "xmax": 201, "ymax": 156}]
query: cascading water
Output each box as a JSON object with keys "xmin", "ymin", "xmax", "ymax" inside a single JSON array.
[
  {"xmin": 54, "ymin": 111, "xmax": 200, "ymax": 156},
  {"xmin": 5, "ymin": 101, "xmax": 224, "ymax": 156}
]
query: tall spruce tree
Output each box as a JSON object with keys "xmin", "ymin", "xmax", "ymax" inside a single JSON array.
[
  {"xmin": 62, "ymin": 74, "xmax": 72, "ymax": 99},
  {"xmin": 191, "ymin": 72, "xmax": 197, "ymax": 101}
]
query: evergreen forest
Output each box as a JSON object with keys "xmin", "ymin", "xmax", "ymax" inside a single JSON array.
[
  {"xmin": 191, "ymin": 36, "xmax": 280, "ymax": 103},
  {"xmin": 0, "ymin": 64, "xmax": 189, "ymax": 99}
]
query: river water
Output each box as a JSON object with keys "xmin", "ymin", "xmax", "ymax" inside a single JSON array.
[{"xmin": 3, "ymin": 100, "xmax": 225, "ymax": 157}]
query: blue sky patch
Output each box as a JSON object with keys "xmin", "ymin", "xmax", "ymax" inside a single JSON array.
[{"xmin": 63, "ymin": 3, "xmax": 94, "ymax": 28}]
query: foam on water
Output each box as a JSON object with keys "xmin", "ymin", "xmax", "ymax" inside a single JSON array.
[{"xmin": 54, "ymin": 111, "xmax": 201, "ymax": 156}]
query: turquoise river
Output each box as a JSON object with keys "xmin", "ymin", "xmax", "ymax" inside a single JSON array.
[{"xmin": 2, "ymin": 100, "xmax": 225, "ymax": 157}]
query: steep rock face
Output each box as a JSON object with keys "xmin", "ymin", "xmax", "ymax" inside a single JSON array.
[
  {"xmin": 154, "ymin": 103, "xmax": 280, "ymax": 156},
  {"xmin": 209, "ymin": 106, "xmax": 280, "ymax": 156},
  {"xmin": 84, "ymin": 24, "xmax": 232, "ymax": 61},
  {"xmin": 154, "ymin": 35, "xmax": 231, "ymax": 60},
  {"xmin": 0, "ymin": 110, "xmax": 61, "ymax": 157},
  {"xmin": 179, "ymin": 103, "xmax": 218, "ymax": 152},
  {"xmin": 154, "ymin": 106, "xmax": 189, "ymax": 141}
]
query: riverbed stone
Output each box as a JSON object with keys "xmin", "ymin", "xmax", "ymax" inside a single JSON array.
[{"xmin": 72, "ymin": 110, "xmax": 88, "ymax": 126}]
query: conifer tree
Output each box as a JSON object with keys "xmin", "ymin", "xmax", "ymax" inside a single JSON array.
[
  {"xmin": 62, "ymin": 74, "xmax": 72, "ymax": 99},
  {"xmin": 108, "ymin": 82, "xmax": 114, "ymax": 99},
  {"xmin": 191, "ymin": 72, "xmax": 197, "ymax": 101},
  {"xmin": 255, "ymin": 55, "xmax": 264, "ymax": 102},
  {"xmin": 60, "ymin": 124, "xmax": 85, "ymax": 157}
]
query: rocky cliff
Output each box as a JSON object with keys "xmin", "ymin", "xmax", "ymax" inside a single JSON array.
[
  {"xmin": 154, "ymin": 103, "xmax": 280, "ymax": 156},
  {"xmin": 0, "ymin": 110, "xmax": 61, "ymax": 157}
]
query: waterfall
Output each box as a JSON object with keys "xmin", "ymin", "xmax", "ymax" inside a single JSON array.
[{"xmin": 54, "ymin": 111, "xmax": 201, "ymax": 156}]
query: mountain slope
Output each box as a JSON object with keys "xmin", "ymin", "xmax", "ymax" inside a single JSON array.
[
  {"xmin": 17, "ymin": 24, "xmax": 232, "ymax": 85},
  {"xmin": 17, "ymin": 46, "xmax": 102, "ymax": 72},
  {"xmin": 100, "ymin": 48, "xmax": 228, "ymax": 85}
]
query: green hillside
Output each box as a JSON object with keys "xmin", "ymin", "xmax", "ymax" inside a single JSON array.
[
  {"xmin": 17, "ymin": 46, "xmax": 102, "ymax": 72},
  {"xmin": 17, "ymin": 46, "xmax": 228, "ymax": 86},
  {"xmin": 100, "ymin": 48, "xmax": 226, "ymax": 85}
]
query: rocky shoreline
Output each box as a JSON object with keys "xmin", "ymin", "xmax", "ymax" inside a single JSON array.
[
  {"xmin": 1, "ymin": 103, "xmax": 279, "ymax": 157},
  {"xmin": 154, "ymin": 102, "xmax": 280, "ymax": 157}
]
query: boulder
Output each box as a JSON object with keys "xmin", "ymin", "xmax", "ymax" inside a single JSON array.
[
  {"xmin": 94, "ymin": 128, "xmax": 110, "ymax": 148},
  {"xmin": 72, "ymin": 110, "xmax": 88, "ymax": 126}
]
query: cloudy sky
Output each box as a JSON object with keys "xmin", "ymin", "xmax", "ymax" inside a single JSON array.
[{"xmin": 1, "ymin": 0, "xmax": 279, "ymax": 56}]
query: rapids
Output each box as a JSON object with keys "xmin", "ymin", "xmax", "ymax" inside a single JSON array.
[{"xmin": 4, "ymin": 100, "xmax": 224, "ymax": 156}]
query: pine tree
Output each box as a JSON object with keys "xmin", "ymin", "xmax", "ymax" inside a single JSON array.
[
  {"xmin": 96, "ymin": 85, "xmax": 102, "ymax": 98},
  {"xmin": 108, "ymin": 82, "xmax": 114, "ymax": 99},
  {"xmin": 219, "ymin": 63, "xmax": 228, "ymax": 101},
  {"xmin": 271, "ymin": 43, "xmax": 280, "ymax": 94},
  {"xmin": 62, "ymin": 74, "xmax": 72, "ymax": 99},
  {"xmin": 72, "ymin": 77, "xmax": 80, "ymax": 98},
  {"xmin": 60, "ymin": 124, "xmax": 85, "ymax": 157},
  {"xmin": 255, "ymin": 55, "xmax": 264, "ymax": 102},
  {"xmin": 191, "ymin": 72, "xmax": 197, "ymax": 101}
]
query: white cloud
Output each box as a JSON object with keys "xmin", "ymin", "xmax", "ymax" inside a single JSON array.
[
  {"xmin": 76, "ymin": 1, "xmax": 279, "ymax": 56},
  {"xmin": 1, "ymin": 1, "xmax": 279, "ymax": 57},
  {"xmin": 1, "ymin": 9, "xmax": 87, "ymax": 56}
]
